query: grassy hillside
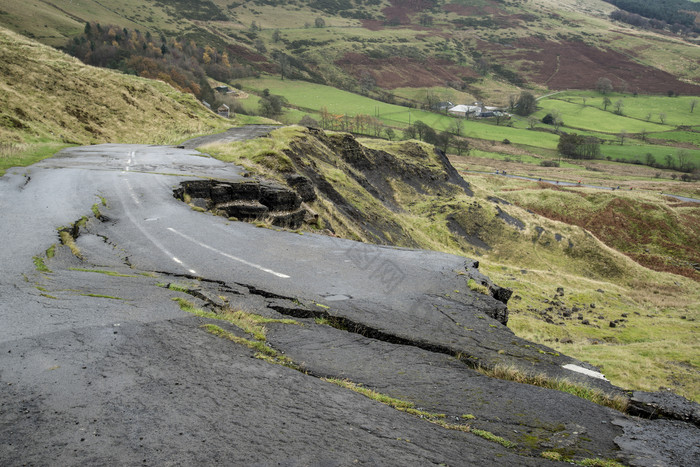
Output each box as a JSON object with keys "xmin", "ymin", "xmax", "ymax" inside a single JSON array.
[
  {"xmin": 2, "ymin": 0, "xmax": 699, "ymax": 105},
  {"xmin": 0, "ymin": 26, "xmax": 236, "ymax": 175},
  {"xmin": 198, "ymin": 126, "xmax": 700, "ymax": 402}
]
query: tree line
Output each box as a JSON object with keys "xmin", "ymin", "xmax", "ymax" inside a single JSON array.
[
  {"xmin": 605, "ymin": 0, "xmax": 700, "ymax": 33},
  {"xmin": 64, "ymin": 22, "xmax": 257, "ymax": 105}
]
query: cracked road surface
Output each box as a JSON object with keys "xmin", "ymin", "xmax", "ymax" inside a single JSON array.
[{"xmin": 1, "ymin": 127, "xmax": 698, "ymax": 466}]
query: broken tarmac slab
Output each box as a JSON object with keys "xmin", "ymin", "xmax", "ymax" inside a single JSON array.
[
  {"xmin": 0, "ymin": 318, "xmax": 552, "ymax": 466},
  {"xmin": 265, "ymin": 321, "xmax": 625, "ymax": 460}
]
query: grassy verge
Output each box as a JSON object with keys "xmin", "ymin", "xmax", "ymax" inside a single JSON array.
[{"xmin": 0, "ymin": 142, "xmax": 72, "ymax": 177}]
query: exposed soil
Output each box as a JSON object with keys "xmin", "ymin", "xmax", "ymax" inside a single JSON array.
[
  {"xmin": 443, "ymin": 2, "xmax": 503, "ymax": 16},
  {"xmin": 336, "ymin": 53, "xmax": 477, "ymax": 89},
  {"xmin": 382, "ymin": 0, "xmax": 434, "ymax": 24}
]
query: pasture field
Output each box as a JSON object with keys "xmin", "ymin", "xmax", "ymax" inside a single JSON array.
[
  {"xmin": 534, "ymin": 99, "xmax": 669, "ymax": 134},
  {"xmin": 647, "ymin": 130, "xmax": 700, "ymax": 146},
  {"xmin": 542, "ymin": 92, "xmax": 700, "ymax": 127},
  {"xmin": 598, "ymin": 143, "xmax": 700, "ymax": 166},
  {"xmin": 238, "ymin": 76, "xmax": 562, "ymax": 148}
]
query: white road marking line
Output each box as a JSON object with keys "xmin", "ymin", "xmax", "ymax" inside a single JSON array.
[
  {"xmin": 125, "ymin": 150, "xmax": 135, "ymax": 172},
  {"xmin": 562, "ymin": 364, "xmax": 608, "ymax": 381},
  {"xmin": 117, "ymin": 177, "xmax": 197, "ymax": 276},
  {"xmin": 125, "ymin": 178, "xmax": 141, "ymax": 205},
  {"xmin": 166, "ymin": 227, "xmax": 290, "ymax": 279}
]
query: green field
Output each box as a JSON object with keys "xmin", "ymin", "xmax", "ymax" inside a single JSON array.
[
  {"xmin": 237, "ymin": 77, "xmax": 700, "ymax": 169},
  {"xmin": 237, "ymin": 76, "xmax": 560, "ymax": 148},
  {"xmin": 534, "ymin": 99, "xmax": 669, "ymax": 134},
  {"xmin": 542, "ymin": 92, "xmax": 700, "ymax": 128}
]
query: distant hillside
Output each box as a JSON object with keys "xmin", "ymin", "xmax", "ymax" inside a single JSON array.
[
  {"xmin": 2, "ymin": 0, "xmax": 698, "ymax": 106},
  {"xmin": 0, "ymin": 26, "xmax": 230, "ymax": 152}
]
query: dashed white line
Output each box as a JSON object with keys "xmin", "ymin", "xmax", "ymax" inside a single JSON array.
[
  {"xmin": 166, "ymin": 227, "xmax": 290, "ymax": 279},
  {"xmin": 117, "ymin": 172, "xmax": 197, "ymax": 276}
]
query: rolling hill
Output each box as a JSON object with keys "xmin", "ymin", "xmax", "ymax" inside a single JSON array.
[{"xmin": 1, "ymin": 0, "xmax": 698, "ymax": 106}]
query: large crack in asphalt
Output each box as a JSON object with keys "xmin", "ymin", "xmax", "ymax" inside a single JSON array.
[{"xmin": 23, "ymin": 198, "xmax": 700, "ymax": 466}]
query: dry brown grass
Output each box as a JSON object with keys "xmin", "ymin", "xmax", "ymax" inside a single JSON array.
[{"xmin": 0, "ymin": 26, "xmax": 231, "ymax": 150}]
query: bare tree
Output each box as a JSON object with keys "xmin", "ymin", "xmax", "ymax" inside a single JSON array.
[
  {"xmin": 659, "ymin": 113, "xmax": 667, "ymax": 124},
  {"xmin": 551, "ymin": 110, "xmax": 563, "ymax": 131},
  {"xmin": 691, "ymin": 100, "xmax": 698, "ymax": 113},
  {"xmin": 450, "ymin": 118, "xmax": 464, "ymax": 136},
  {"xmin": 454, "ymin": 138, "xmax": 470, "ymax": 156},
  {"xmin": 613, "ymin": 99, "xmax": 624, "ymax": 115},
  {"xmin": 602, "ymin": 96, "xmax": 611, "ymax": 111},
  {"xmin": 617, "ymin": 130, "xmax": 628, "ymax": 146},
  {"xmin": 254, "ymin": 39, "xmax": 266, "ymax": 54},
  {"xmin": 527, "ymin": 116, "xmax": 538, "ymax": 129},
  {"xmin": 508, "ymin": 94, "xmax": 517, "ymax": 112},
  {"xmin": 596, "ymin": 77, "xmax": 613, "ymax": 94},
  {"xmin": 359, "ymin": 71, "xmax": 375, "ymax": 95},
  {"xmin": 677, "ymin": 149, "xmax": 690, "ymax": 172},
  {"xmin": 274, "ymin": 52, "xmax": 290, "ymax": 80}
]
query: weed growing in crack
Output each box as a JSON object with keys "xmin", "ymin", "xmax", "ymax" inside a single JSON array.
[
  {"xmin": 471, "ymin": 428, "xmax": 517, "ymax": 448},
  {"xmin": 577, "ymin": 458, "xmax": 625, "ymax": 467},
  {"xmin": 323, "ymin": 378, "xmax": 446, "ymax": 419},
  {"xmin": 80, "ymin": 293, "xmax": 124, "ymax": 300},
  {"xmin": 165, "ymin": 283, "xmax": 193, "ymax": 293},
  {"xmin": 32, "ymin": 256, "xmax": 52, "ymax": 273},
  {"xmin": 69, "ymin": 268, "xmax": 137, "ymax": 278},
  {"xmin": 477, "ymin": 364, "xmax": 629, "ymax": 413},
  {"xmin": 541, "ymin": 451, "xmax": 625, "ymax": 467},
  {"xmin": 91, "ymin": 203, "xmax": 102, "ymax": 219},
  {"xmin": 323, "ymin": 377, "xmax": 520, "ymax": 447},
  {"xmin": 467, "ymin": 279, "xmax": 490, "ymax": 295},
  {"xmin": 172, "ymin": 297, "xmax": 299, "ymax": 366},
  {"xmin": 172, "ymin": 297, "xmax": 206, "ymax": 314},
  {"xmin": 201, "ymin": 324, "xmax": 299, "ymax": 369},
  {"xmin": 59, "ymin": 230, "xmax": 82, "ymax": 259}
]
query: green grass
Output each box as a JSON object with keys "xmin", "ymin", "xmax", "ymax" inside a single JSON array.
[
  {"xmin": 536, "ymin": 98, "xmax": 668, "ymax": 134},
  {"xmin": 32, "ymin": 256, "xmax": 51, "ymax": 273},
  {"xmin": 0, "ymin": 142, "xmax": 72, "ymax": 177},
  {"xmin": 477, "ymin": 364, "xmax": 629, "ymax": 412},
  {"xmin": 471, "ymin": 428, "xmax": 517, "ymax": 448},
  {"xmin": 648, "ymin": 130, "xmax": 700, "ymax": 146},
  {"xmin": 80, "ymin": 293, "xmax": 124, "ymax": 300},
  {"xmin": 69, "ymin": 267, "xmax": 137, "ymax": 278},
  {"xmin": 323, "ymin": 377, "xmax": 521, "ymax": 448},
  {"xmin": 546, "ymin": 92, "xmax": 700, "ymax": 128},
  {"xmin": 237, "ymin": 76, "xmax": 561, "ymax": 148},
  {"xmin": 58, "ymin": 230, "xmax": 81, "ymax": 258}
]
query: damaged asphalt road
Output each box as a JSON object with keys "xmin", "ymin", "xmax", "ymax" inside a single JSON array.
[{"xmin": 1, "ymin": 128, "xmax": 698, "ymax": 465}]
